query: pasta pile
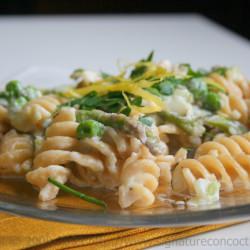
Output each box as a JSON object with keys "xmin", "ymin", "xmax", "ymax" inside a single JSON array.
[{"xmin": 1, "ymin": 52, "xmax": 250, "ymax": 209}]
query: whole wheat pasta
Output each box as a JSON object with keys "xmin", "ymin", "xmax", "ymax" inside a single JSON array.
[
  {"xmin": 0, "ymin": 129, "xmax": 33, "ymax": 175},
  {"xmin": 0, "ymin": 54, "xmax": 250, "ymax": 209}
]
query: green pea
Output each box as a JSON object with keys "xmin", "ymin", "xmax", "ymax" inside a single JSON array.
[
  {"xmin": 6, "ymin": 80, "xmax": 23, "ymax": 97},
  {"xmin": 76, "ymin": 120, "xmax": 104, "ymax": 139},
  {"xmin": 202, "ymin": 92, "xmax": 221, "ymax": 112}
]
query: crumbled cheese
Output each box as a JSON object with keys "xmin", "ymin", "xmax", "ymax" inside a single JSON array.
[
  {"xmin": 187, "ymin": 178, "xmax": 220, "ymax": 206},
  {"xmin": 80, "ymin": 70, "xmax": 102, "ymax": 83},
  {"xmin": 164, "ymin": 87, "xmax": 195, "ymax": 117},
  {"xmin": 174, "ymin": 87, "xmax": 194, "ymax": 103}
]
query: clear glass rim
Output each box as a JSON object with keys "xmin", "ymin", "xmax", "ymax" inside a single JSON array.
[
  {"xmin": 1, "ymin": 193, "xmax": 250, "ymax": 227},
  {"xmin": 1, "ymin": 67, "xmax": 250, "ymax": 227}
]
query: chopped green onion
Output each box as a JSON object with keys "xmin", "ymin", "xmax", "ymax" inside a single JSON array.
[
  {"xmin": 76, "ymin": 120, "xmax": 104, "ymax": 139},
  {"xmin": 48, "ymin": 177, "xmax": 107, "ymax": 208}
]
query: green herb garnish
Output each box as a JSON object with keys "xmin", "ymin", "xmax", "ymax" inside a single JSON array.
[
  {"xmin": 143, "ymin": 50, "xmax": 154, "ymax": 62},
  {"xmin": 48, "ymin": 177, "xmax": 107, "ymax": 208},
  {"xmin": 130, "ymin": 51, "xmax": 154, "ymax": 79},
  {"xmin": 62, "ymin": 91, "xmax": 141, "ymax": 115},
  {"xmin": 130, "ymin": 65, "xmax": 148, "ymax": 79}
]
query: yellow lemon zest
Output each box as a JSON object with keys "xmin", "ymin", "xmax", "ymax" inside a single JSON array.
[{"xmin": 65, "ymin": 82, "xmax": 165, "ymax": 114}]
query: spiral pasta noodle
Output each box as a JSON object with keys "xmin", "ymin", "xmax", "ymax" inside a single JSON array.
[
  {"xmin": 30, "ymin": 107, "xmax": 175, "ymax": 206},
  {"xmin": 33, "ymin": 107, "xmax": 104, "ymax": 171},
  {"xmin": 10, "ymin": 95, "xmax": 61, "ymax": 132},
  {"xmin": 26, "ymin": 165, "xmax": 71, "ymax": 201},
  {"xmin": 219, "ymin": 93, "xmax": 248, "ymax": 123},
  {"xmin": 2, "ymin": 55, "xmax": 250, "ymax": 209},
  {"xmin": 172, "ymin": 133, "xmax": 250, "ymax": 196},
  {"xmin": 69, "ymin": 127, "xmax": 142, "ymax": 189},
  {"xmin": 118, "ymin": 146, "xmax": 175, "ymax": 208},
  {"xmin": 32, "ymin": 107, "xmax": 142, "ymax": 188},
  {"xmin": 225, "ymin": 68, "xmax": 250, "ymax": 99},
  {"xmin": 207, "ymin": 73, "xmax": 243, "ymax": 98},
  {"xmin": 207, "ymin": 72, "xmax": 250, "ymax": 123},
  {"xmin": 0, "ymin": 129, "xmax": 33, "ymax": 175},
  {"xmin": 195, "ymin": 132, "xmax": 250, "ymax": 158}
]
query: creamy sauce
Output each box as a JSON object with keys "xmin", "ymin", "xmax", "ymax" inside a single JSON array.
[{"xmin": 1, "ymin": 177, "xmax": 250, "ymax": 214}]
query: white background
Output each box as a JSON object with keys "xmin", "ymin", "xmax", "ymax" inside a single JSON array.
[{"xmin": 0, "ymin": 14, "xmax": 250, "ymax": 250}]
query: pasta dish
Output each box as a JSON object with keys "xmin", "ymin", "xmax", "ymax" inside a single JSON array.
[{"xmin": 1, "ymin": 52, "xmax": 250, "ymax": 209}]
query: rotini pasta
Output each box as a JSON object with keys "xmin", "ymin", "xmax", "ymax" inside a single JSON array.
[
  {"xmin": 26, "ymin": 165, "xmax": 71, "ymax": 201},
  {"xmin": 195, "ymin": 132, "xmax": 250, "ymax": 158},
  {"xmin": 173, "ymin": 133, "xmax": 250, "ymax": 197},
  {"xmin": 10, "ymin": 95, "xmax": 61, "ymax": 132},
  {"xmin": 32, "ymin": 107, "xmax": 142, "ymax": 186},
  {"xmin": 208, "ymin": 68, "xmax": 250, "ymax": 99},
  {"xmin": 1, "ymin": 53, "xmax": 250, "ymax": 209},
  {"xmin": 206, "ymin": 70, "xmax": 250, "ymax": 124},
  {"xmin": 219, "ymin": 93, "xmax": 248, "ymax": 123},
  {"xmin": 0, "ymin": 129, "xmax": 33, "ymax": 175},
  {"xmin": 207, "ymin": 73, "xmax": 243, "ymax": 98},
  {"xmin": 172, "ymin": 153, "xmax": 250, "ymax": 195},
  {"xmin": 118, "ymin": 145, "xmax": 175, "ymax": 208}
]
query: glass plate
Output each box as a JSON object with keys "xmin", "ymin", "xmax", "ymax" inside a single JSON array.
[{"xmin": 0, "ymin": 67, "xmax": 250, "ymax": 227}]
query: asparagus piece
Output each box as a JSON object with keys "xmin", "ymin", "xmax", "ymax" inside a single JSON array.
[
  {"xmin": 76, "ymin": 109, "xmax": 167, "ymax": 155},
  {"xmin": 159, "ymin": 111, "xmax": 205, "ymax": 137},
  {"xmin": 48, "ymin": 177, "xmax": 107, "ymax": 208},
  {"xmin": 204, "ymin": 115, "xmax": 247, "ymax": 135}
]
